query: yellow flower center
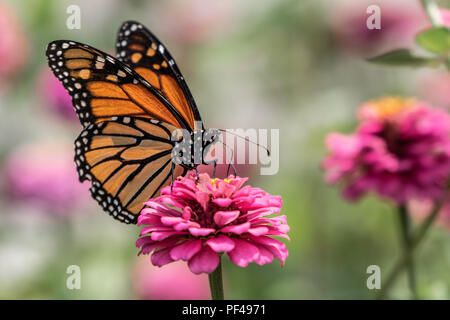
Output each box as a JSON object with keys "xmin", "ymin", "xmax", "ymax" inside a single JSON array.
[
  {"xmin": 210, "ymin": 178, "xmax": 234, "ymax": 187},
  {"xmin": 363, "ymin": 96, "xmax": 416, "ymax": 120}
]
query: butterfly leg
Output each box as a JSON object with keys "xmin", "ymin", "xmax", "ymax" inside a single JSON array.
[
  {"xmin": 170, "ymin": 161, "xmax": 176, "ymax": 191},
  {"xmin": 212, "ymin": 160, "xmax": 217, "ymax": 179},
  {"xmin": 194, "ymin": 166, "xmax": 200, "ymax": 182}
]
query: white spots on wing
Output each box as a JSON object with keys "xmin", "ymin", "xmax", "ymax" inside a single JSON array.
[
  {"xmin": 158, "ymin": 44, "xmax": 164, "ymax": 54},
  {"xmin": 106, "ymin": 56, "xmax": 116, "ymax": 64}
]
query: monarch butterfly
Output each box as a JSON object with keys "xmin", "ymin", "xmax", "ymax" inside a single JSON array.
[{"xmin": 45, "ymin": 21, "xmax": 220, "ymax": 224}]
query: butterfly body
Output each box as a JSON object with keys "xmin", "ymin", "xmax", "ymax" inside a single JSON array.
[{"xmin": 46, "ymin": 21, "xmax": 218, "ymax": 224}]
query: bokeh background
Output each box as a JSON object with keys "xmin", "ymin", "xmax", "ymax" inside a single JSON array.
[{"xmin": 0, "ymin": 0, "xmax": 449, "ymax": 299}]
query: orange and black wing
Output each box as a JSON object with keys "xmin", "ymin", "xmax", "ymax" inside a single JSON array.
[
  {"xmin": 46, "ymin": 40, "xmax": 191, "ymax": 130},
  {"xmin": 75, "ymin": 116, "xmax": 186, "ymax": 224},
  {"xmin": 116, "ymin": 21, "xmax": 201, "ymax": 131}
]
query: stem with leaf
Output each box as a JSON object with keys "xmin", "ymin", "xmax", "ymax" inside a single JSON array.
[{"xmin": 377, "ymin": 202, "xmax": 442, "ymax": 299}]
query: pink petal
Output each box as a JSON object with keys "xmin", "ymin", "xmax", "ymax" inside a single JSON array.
[
  {"xmin": 247, "ymin": 226, "xmax": 269, "ymax": 236},
  {"xmin": 221, "ymin": 222, "xmax": 250, "ymax": 234},
  {"xmin": 169, "ymin": 239, "xmax": 202, "ymax": 261},
  {"xmin": 227, "ymin": 239, "xmax": 259, "ymax": 267},
  {"xmin": 137, "ymin": 237, "xmax": 180, "ymax": 255},
  {"xmin": 249, "ymin": 235, "xmax": 288, "ymax": 265},
  {"xmin": 182, "ymin": 207, "xmax": 192, "ymax": 220},
  {"xmin": 151, "ymin": 230, "xmax": 188, "ymax": 241},
  {"xmin": 206, "ymin": 235, "xmax": 235, "ymax": 252},
  {"xmin": 151, "ymin": 247, "xmax": 175, "ymax": 267},
  {"xmin": 137, "ymin": 214, "xmax": 163, "ymax": 226},
  {"xmin": 255, "ymin": 245, "xmax": 274, "ymax": 266},
  {"xmin": 195, "ymin": 192, "xmax": 210, "ymax": 212},
  {"xmin": 188, "ymin": 246, "xmax": 219, "ymax": 274},
  {"xmin": 212, "ymin": 198, "xmax": 233, "ymax": 207},
  {"xmin": 188, "ymin": 227, "xmax": 216, "ymax": 237},
  {"xmin": 173, "ymin": 221, "xmax": 201, "ymax": 231},
  {"xmin": 214, "ymin": 210, "xmax": 240, "ymax": 227},
  {"xmin": 140, "ymin": 226, "xmax": 174, "ymax": 236}
]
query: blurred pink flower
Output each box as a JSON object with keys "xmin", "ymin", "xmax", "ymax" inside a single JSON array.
[
  {"xmin": 323, "ymin": 97, "xmax": 450, "ymax": 204},
  {"xmin": 37, "ymin": 68, "xmax": 78, "ymax": 122},
  {"xmin": 136, "ymin": 172, "xmax": 288, "ymax": 274},
  {"xmin": 3, "ymin": 141, "xmax": 90, "ymax": 215},
  {"xmin": 330, "ymin": 0, "xmax": 428, "ymax": 56},
  {"xmin": 408, "ymin": 198, "xmax": 450, "ymax": 230},
  {"xmin": 161, "ymin": 0, "xmax": 231, "ymax": 45},
  {"xmin": 440, "ymin": 8, "xmax": 450, "ymax": 26},
  {"xmin": 0, "ymin": 1, "xmax": 28, "ymax": 90},
  {"xmin": 132, "ymin": 257, "xmax": 210, "ymax": 300}
]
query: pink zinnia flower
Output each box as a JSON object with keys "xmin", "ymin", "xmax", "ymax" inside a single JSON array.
[
  {"xmin": 132, "ymin": 257, "xmax": 210, "ymax": 300},
  {"xmin": 323, "ymin": 97, "xmax": 450, "ymax": 204},
  {"xmin": 136, "ymin": 173, "xmax": 289, "ymax": 274}
]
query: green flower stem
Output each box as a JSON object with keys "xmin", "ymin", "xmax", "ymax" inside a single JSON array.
[
  {"xmin": 208, "ymin": 255, "xmax": 224, "ymax": 300},
  {"xmin": 377, "ymin": 202, "xmax": 442, "ymax": 299},
  {"xmin": 398, "ymin": 205, "xmax": 417, "ymax": 299},
  {"xmin": 421, "ymin": 0, "xmax": 442, "ymax": 27}
]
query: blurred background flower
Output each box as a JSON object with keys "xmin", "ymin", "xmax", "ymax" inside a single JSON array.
[
  {"xmin": 132, "ymin": 257, "xmax": 210, "ymax": 300},
  {"xmin": 2, "ymin": 141, "xmax": 90, "ymax": 216},
  {"xmin": 330, "ymin": 0, "xmax": 428, "ymax": 56},
  {"xmin": 160, "ymin": 0, "xmax": 231, "ymax": 45},
  {"xmin": 323, "ymin": 97, "xmax": 450, "ymax": 204},
  {"xmin": 37, "ymin": 68, "xmax": 78, "ymax": 123},
  {"xmin": 0, "ymin": 1, "xmax": 28, "ymax": 92}
]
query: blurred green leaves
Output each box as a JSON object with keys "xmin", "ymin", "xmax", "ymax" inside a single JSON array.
[
  {"xmin": 368, "ymin": 50, "xmax": 438, "ymax": 67},
  {"xmin": 416, "ymin": 27, "xmax": 450, "ymax": 53},
  {"xmin": 368, "ymin": 26, "xmax": 450, "ymax": 69}
]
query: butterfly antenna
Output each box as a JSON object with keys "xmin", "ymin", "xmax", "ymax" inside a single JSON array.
[{"xmin": 218, "ymin": 129, "xmax": 270, "ymax": 157}]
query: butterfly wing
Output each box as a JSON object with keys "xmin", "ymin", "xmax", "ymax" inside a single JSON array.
[
  {"xmin": 116, "ymin": 21, "xmax": 202, "ymax": 131},
  {"xmin": 46, "ymin": 40, "xmax": 192, "ymax": 130},
  {"xmin": 75, "ymin": 116, "xmax": 186, "ymax": 224}
]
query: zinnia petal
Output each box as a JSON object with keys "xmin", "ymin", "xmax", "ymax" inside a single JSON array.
[
  {"xmin": 170, "ymin": 240, "xmax": 202, "ymax": 261},
  {"xmin": 206, "ymin": 235, "xmax": 235, "ymax": 252},
  {"xmin": 188, "ymin": 246, "xmax": 219, "ymax": 274},
  {"xmin": 214, "ymin": 210, "xmax": 240, "ymax": 227},
  {"xmin": 151, "ymin": 247, "xmax": 175, "ymax": 267},
  {"xmin": 221, "ymin": 222, "xmax": 250, "ymax": 234},
  {"xmin": 227, "ymin": 239, "xmax": 259, "ymax": 267}
]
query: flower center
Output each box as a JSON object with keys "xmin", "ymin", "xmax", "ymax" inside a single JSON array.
[
  {"xmin": 363, "ymin": 97, "xmax": 416, "ymax": 120},
  {"xmin": 210, "ymin": 177, "xmax": 234, "ymax": 187}
]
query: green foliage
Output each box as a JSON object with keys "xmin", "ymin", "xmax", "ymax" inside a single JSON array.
[
  {"xmin": 416, "ymin": 27, "xmax": 450, "ymax": 53},
  {"xmin": 368, "ymin": 50, "xmax": 439, "ymax": 67}
]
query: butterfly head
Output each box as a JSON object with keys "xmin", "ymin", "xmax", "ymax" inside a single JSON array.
[{"xmin": 171, "ymin": 125, "xmax": 221, "ymax": 170}]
